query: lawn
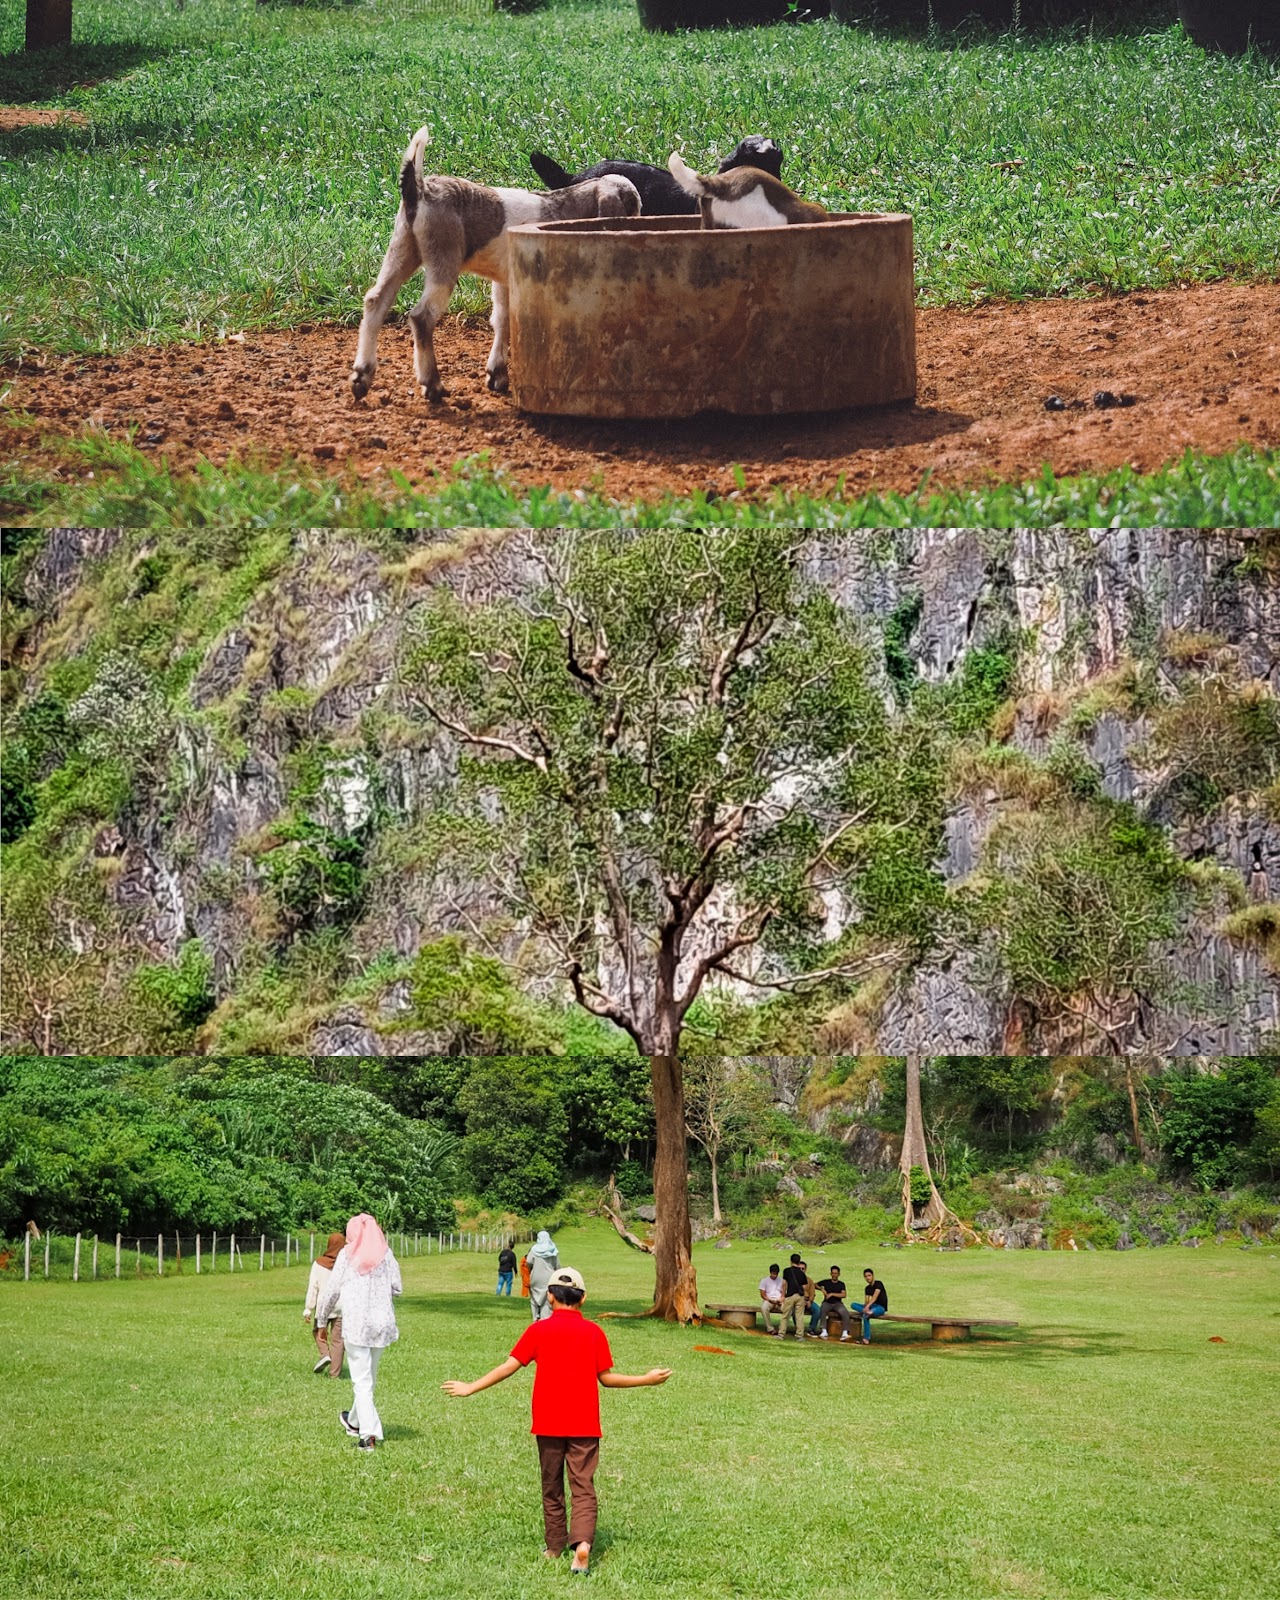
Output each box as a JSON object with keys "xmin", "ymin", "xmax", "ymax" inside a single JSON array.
[
  {"xmin": 2, "ymin": 0, "xmax": 1278, "ymax": 357},
  {"xmin": 5, "ymin": 1220, "xmax": 1278, "ymax": 1599}
]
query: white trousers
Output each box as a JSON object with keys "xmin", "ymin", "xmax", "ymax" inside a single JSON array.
[{"xmin": 347, "ymin": 1343, "xmax": 384, "ymax": 1441}]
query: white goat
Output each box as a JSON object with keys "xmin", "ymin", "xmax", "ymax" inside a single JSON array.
[{"xmin": 352, "ymin": 127, "xmax": 641, "ymax": 403}]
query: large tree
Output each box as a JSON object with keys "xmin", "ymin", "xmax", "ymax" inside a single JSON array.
[
  {"xmin": 402, "ymin": 532, "xmax": 907, "ymax": 1319},
  {"xmin": 683, "ymin": 1055, "xmax": 769, "ymax": 1225},
  {"xmin": 26, "ymin": 0, "xmax": 72, "ymax": 50}
]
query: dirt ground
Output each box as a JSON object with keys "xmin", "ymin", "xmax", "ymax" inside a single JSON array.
[
  {"xmin": 0, "ymin": 107, "xmax": 88, "ymax": 130},
  {"xmin": 5, "ymin": 281, "xmax": 1278, "ymax": 502}
]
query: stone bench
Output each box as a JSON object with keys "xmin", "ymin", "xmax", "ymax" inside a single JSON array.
[{"xmin": 704, "ymin": 1303, "xmax": 1018, "ymax": 1342}]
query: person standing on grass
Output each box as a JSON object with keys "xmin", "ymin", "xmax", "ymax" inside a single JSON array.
[
  {"xmin": 758, "ymin": 1262, "xmax": 786, "ymax": 1333},
  {"xmin": 777, "ymin": 1253, "xmax": 808, "ymax": 1341},
  {"xmin": 442, "ymin": 1267, "xmax": 672, "ymax": 1578},
  {"xmin": 527, "ymin": 1230, "xmax": 560, "ymax": 1322},
  {"xmin": 497, "ymin": 1243, "xmax": 518, "ymax": 1296},
  {"xmin": 316, "ymin": 1214, "xmax": 402, "ymax": 1452},
  {"xmin": 813, "ymin": 1265, "xmax": 853, "ymax": 1341},
  {"xmin": 303, "ymin": 1231, "xmax": 348, "ymax": 1376},
  {"xmin": 851, "ymin": 1268, "xmax": 889, "ymax": 1344}
]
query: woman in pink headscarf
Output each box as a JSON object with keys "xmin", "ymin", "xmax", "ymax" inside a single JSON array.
[{"xmin": 315, "ymin": 1214, "xmax": 402, "ymax": 1451}]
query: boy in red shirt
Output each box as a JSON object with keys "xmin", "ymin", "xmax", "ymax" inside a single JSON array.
[{"xmin": 442, "ymin": 1266, "xmax": 672, "ymax": 1576}]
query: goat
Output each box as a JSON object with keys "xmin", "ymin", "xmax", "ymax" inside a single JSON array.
[
  {"xmin": 667, "ymin": 152, "xmax": 828, "ymax": 228},
  {"xmin": 351, "ymin": 127, "xmax": 641, "ymax": 404},
  {"xmin": 529, "ymin": 135, "xmax": 784, "ymax": 217}
]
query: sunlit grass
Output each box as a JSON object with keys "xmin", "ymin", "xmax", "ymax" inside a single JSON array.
[
  {"xmin": 1, "ymin": 0, "xmax": 1277, "ymax": 360},
  {"xmin": 3, "ymin": 1219, "xmax": 1278, "ymax": 1599},
  {"xmin": 3, "ymin": 426, "xmax": 1278, "ymax": 527}
]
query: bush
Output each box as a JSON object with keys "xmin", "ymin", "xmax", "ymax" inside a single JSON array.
[{"xmin": 612, "ymin": 1158, "xmax": 651, "ymax": 1199}]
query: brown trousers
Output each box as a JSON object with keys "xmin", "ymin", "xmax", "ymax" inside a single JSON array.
[
  {"xmin": 313, "ymin": 1315, "xmax": 345, "ymax": 1376},
  {"xmin": 535, "ymin": 1436, "xmax": 600, "ymax": 1554}
]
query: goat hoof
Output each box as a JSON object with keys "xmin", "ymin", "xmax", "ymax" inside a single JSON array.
[
  {"xmin": 422, "ymin": 382, "xmax": 447, "ymax": 404},
  {"xmin": 351, "ymin": 369, "xmax": 373, "ymax": 402},
  {"xmin": 486, "ymin": 370, "xmax": 509, "ymax": 395}
]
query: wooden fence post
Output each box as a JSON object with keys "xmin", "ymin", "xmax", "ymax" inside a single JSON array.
[
  {"xmin": 93, "ymin": 1235, "xmax": 99, "ymax": 1280},
  {"xmin": 45, "ymin": 1234, "xmax": 50, "ymax": 1278},
  {"xmin": 175, "ymin": 1233, "xmax": 182, "ymax": 1274},
  {"xmin": 309, "ymin": 1233, "xmax": 315, "ymax": 1263},
  {"xmin": 230, "ymin": 1233, "xmax": 236, "ymax": 1272},
  {"xmin": 24, "ymin": 1232, "xmax": 30, "ymax": 1281},
  {"xmin": 135, "ymin": 1239, "xmax": 142, "ymax": 1277},
  {"xmin": 196, "ymin": 1233, "xmax": 201, "ymax": 1275},
  {"xmin": 116, "ymin": 1233, "xmax": 121, "ymax": 1278},
  {"xmin": 260, "ymin": 1234, "xmax": 265, "ymax": 1271},
  {"xmin": 74, "ymin": 1232, "xmax": 81, "ymax": 1281},
  {"xmin": 272, "ymin": 1241, "xmax": 276, "ymax": 1267},
  {"xmin": 158, "ymin": 1235, "xmax": 163, "ymax": 1278}
]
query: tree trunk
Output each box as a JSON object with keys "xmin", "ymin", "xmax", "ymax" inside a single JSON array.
[
  {"xmin": 648, "ymin": 1053, "xmax": 699, "ymax": 1321},
  {"xmin": 900, "ymin": 1054, "xmax": 947, "ymax": 1236},
  {"xmin": 27, "ymin": 0, "xmax": 73, "ymax": 50},
  {"xmin": 709, "ymin": 1147, "xmax": 721, "ymax": 1225},
  {"xmin": 1124, "ymin": 1065, "xmax": 1150, "ymax": 1161}
]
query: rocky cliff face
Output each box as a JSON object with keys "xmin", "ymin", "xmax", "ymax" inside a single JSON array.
[{"xmin": 6, "ymin": 530, "xmax": 1279, "ymax": 1056}]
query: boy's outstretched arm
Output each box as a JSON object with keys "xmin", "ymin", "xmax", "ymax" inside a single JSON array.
[
  {"xmin": 442, "ymin": 1356, "xmax": 522, "ymax": 1398},
  {"xmin": 599, "ymin": 1368, "xmax": 673, "ymax": 1388}
]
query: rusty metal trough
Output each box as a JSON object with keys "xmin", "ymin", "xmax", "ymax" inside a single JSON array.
[{"xmin": 506, "ymin": 212, "xmax": 916, "ymax": 419}]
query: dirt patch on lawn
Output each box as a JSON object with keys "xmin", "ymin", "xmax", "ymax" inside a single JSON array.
[
  {"xmin": 5, "ymin": 282, "xmax": 1278, "ymax": 502},
  {"xmin": 0, "ymin": 107, "xmax": 88, "ymax": 130}
]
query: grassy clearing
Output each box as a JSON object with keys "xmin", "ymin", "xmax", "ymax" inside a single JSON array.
[
  {"xmin": 1, "ymin": 0, "xmax": 1277, "ymax": 361},
  {"xmin": 4, "ymin": 1220, "xmax": 1278, "ymax": 1599},
  {"xmin": 3, "ymin": 428, "xmax": 1279, "ymax": 527}
]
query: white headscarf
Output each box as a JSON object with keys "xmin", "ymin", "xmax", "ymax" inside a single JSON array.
[{"xmin": 528, "ymin": 1230, "xmax": 558, "ymax": 1261}]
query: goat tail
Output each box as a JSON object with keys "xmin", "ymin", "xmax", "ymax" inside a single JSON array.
[
  {"xmin": 399, "ymin": 124, "xmax": 433, "ymax": 217},
  {"xmin": 666, "ymin": 152, "xmax": 706, "ymax": 198},
  {"xmin": 530, "ymin": 151, "xmax": 573, "ymax": 190}
]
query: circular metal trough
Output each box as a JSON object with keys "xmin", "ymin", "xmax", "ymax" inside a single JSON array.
[{"xmin": 506, "ymin": 212, "xmax": 915, "ymax": 419}]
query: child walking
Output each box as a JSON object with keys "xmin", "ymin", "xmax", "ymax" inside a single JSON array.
[{"xmin": 443, "ymin": 1267, "xmax": 671, "ymax": 1576}]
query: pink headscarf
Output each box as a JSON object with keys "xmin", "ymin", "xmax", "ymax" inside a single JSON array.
[{"xmin": 345, "ymin": 1213, "xmax": 389, "ymax": 1275}]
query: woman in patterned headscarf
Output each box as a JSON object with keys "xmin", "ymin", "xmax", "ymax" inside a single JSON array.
[
  {"xmin": 316, "ymin": 1215, "xmax": 402, "ymax": 1450},
  {"xmin": 526, "ymin": 1230, "xmax": 559, "ymax": 1323},
  {"xmin": 303, "ymin": 1231, "xmax": 348, "ymax": 1376}
]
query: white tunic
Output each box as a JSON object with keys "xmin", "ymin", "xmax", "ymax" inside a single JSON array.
[{"xmin": 316, "ymin": 1246, "xmax": 402, "ymax": 1348}]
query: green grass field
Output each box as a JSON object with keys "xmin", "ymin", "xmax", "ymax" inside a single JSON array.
[
  {"xmin": 6, "ymin": 1221, "xmax": 1278, "ymax": 1599},
  {"xmin": 2, "ymin": 0, "xmax": 1278, "ymax": 358}
]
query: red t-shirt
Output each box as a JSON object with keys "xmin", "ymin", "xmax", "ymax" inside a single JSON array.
[{"xmin": 510, "ymin": 1308, "xmax": 614, "ymax": 1438}]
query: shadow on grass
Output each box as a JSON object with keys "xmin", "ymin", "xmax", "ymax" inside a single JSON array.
[
  {"xmin": 0, "ymin": 42, "xmax": 168, "ymax": 104},
  {"xmin": 833, "ymin": 0, "xmax": 1187, "ymax": 44},
  {"xmin": 928, "ymin": 1327, "xmax": 1130, "ymax": 1362}
]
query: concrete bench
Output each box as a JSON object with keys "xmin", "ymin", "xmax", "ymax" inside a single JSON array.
[{"xmin": 704, "ymin": 1303, "xmax": 1018, "ymax": 1342}]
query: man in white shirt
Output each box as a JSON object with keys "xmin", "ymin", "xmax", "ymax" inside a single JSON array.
[{"xmin": 757, "ymin": 1263, "xmax": 786, "ymax": 1335}]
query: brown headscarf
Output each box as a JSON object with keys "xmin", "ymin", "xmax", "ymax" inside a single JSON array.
[{"xmin": 317, "ymin": 1231, "xmax": 346, "ymax": 1270}]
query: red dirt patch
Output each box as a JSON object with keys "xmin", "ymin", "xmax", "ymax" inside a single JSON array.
[
  {"xmin": 692, "ymin": 1345, "xmax": 737, "ymax": 1355},
  {"xmin": 0, "ymin": 107, "xmax": 88, "ymax": 130},
  {"xmin": 5, "ymin": 282, "xmax": 1278, "ymax": 501}
]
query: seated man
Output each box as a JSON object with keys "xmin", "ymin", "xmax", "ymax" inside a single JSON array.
[
  {"xmin": 851, "ymin": 1268, "xmax": 889, "ymax": 1344},
  {"xmin": 778, "ymin": 1253, "xmax": 808, "ymax": 1341},
  {"xmin": 813, "ymin": 1266, "xmax": 853, "ymax": 1341},
  {"xmin": 758, "ymin": 1262, "xmax": 786, "ymax": 1334}
]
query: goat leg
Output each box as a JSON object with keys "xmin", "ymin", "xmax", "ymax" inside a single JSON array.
[
  {"xmin": 351, "ymin": 215, "xmax": 419, "ymax": 402},
  {"xmin": 408, "ymin": 276, "xmax": 455, "ymax": 403},
  {"xmin": 485, "ymin": 279, "xmax": 510, "ymax": 394}
]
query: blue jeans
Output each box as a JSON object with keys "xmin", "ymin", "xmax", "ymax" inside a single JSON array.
[
  {"xmin": 496, "ymin": 1271, "xmax": 514, "ymax": 1296},
  {"xmin": 851, "ymin": 1303, "xmax": 886, "ymax": 1340}
]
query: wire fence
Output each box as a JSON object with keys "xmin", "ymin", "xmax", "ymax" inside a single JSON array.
[{"xmin": 0, "ymin": 1228, "xmax": 531, "ymax": 1282}]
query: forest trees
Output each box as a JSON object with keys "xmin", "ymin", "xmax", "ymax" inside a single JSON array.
[
  {"xmin": 683, "ymin": 1056, "xmax": 769, "ymax": 1224},
  {"xmin": 402, "ymin": 532, "xmax": 921, "ymax": 1319}
]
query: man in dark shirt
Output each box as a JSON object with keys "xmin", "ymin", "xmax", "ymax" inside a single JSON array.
[
  {"xmin": 852, "ymin": 1268, "xmax": 889, "ymax": 1343},
  {"xmin": 814, "ymin": 1266, "xmax": 853, "ymax": 1340},
  {"xmin": 778, "ymin": 1253, "xmax": 808, "ymax": 1340},
  {"xmin": 497, "ymin": 1245, "xmax": 517, "ymax": 1296}
]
